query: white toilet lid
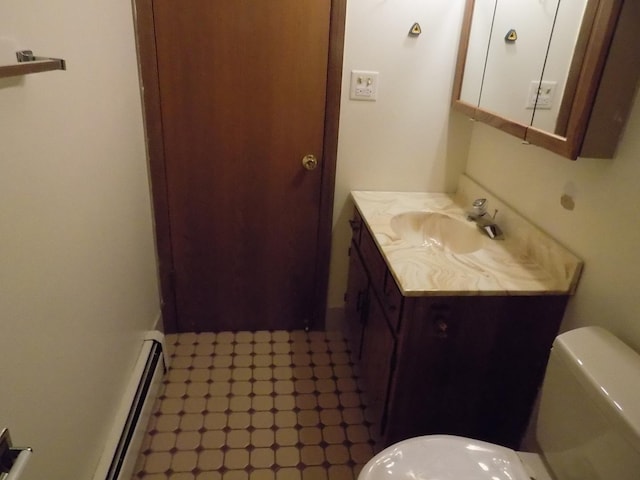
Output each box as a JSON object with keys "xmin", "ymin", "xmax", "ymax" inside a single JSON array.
[{"xmin": 359, "ymin": 435, "xmax": 530, "ymax": 480}]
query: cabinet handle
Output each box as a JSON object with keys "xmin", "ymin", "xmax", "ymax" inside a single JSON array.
[{"xmin": 435, "ymin": 318, "xmax": 449, "ymax": 339}]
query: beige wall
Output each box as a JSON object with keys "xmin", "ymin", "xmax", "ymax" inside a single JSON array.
[
  {"xmin": 465, "ymin": 91, "xmax": 640, "ymax": 351},
  {"xmin": 328, "ymin": 0, "xmax": 470, "ymax": 310},
  {"xmin": 0, "ymin": 1, "xmax": 161, "ymax": 479}
]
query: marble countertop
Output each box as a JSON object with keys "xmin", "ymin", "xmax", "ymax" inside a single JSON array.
[{"xmin": 351, "ymin": 177, "xmax": 583, "ymax": 296}]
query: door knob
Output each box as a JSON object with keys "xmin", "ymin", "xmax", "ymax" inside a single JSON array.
[{"xmin": 302, "ymin": 154, "xmax": 318, "ymax": 171}]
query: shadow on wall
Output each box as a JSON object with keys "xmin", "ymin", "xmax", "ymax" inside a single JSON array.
[{"xmin": 435, "ymin": 110, "xmax": 473, "ymax": 189}]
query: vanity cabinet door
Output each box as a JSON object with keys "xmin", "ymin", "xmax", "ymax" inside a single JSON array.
[
  {"xmin": 344, "ymin": 244, "xmax": 368, "ymax": 358},
  {"xmin": 346, "ymin": 208, "xmax": 399, "ymax": 434},
  {"xmin": 359, "ymin": 294, "xmax": 396, "ymax": 433},
  {"xmin": 379, "ymin": 271, "xmax": 403, "ymax": 331},
  {"xmin": 358, "ymin": 220, "xmax": 403, "ymax": 331},
  {"xmin": 384, "ymin": 297, "xmax": 502, "ymax": 445}
]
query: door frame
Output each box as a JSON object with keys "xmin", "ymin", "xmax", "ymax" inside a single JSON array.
[{"xmin": 132, "ymin": 0, "xmax": 346, "ymax": 333}]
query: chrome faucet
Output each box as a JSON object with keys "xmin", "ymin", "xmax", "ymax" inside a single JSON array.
[{"xmin": 467, "ymin": 198, "xmax": 503, "ymax": 239}]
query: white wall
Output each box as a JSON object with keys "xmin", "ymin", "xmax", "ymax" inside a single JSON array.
[
  {"xmin": 0, "ymin": 1, "xmax": 161, "ymax": 479},
  {"xmin": 327, "ymin": 0, "xmax": 470, "ymax": 310},
  {"xmin": 465, "ymin": 90, "xmax": 640, "ymax": 351}
]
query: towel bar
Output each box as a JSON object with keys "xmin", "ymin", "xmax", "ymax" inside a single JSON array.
[{"xmin": 0, "ymin": 49, "xmax": 66, "ymax": 79}]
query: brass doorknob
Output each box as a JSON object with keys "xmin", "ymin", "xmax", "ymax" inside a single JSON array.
[{"xmin": 302, "ymin": 154, "xmax": 318, "ymax": 171}]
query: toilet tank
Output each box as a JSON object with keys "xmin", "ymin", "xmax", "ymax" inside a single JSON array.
[{"xmin": 536, "ymin": 326, "xmax": 640, "ymax": 480}]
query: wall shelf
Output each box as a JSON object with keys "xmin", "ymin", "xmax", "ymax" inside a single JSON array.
[{"xmin": 0, "ymin": 50, "xmax": 66, "ymax": 79}]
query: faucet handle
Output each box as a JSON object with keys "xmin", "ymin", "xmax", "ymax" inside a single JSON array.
[{"xmin": 471, "ymin": 198, "xmax": 487, "ymax": 216}]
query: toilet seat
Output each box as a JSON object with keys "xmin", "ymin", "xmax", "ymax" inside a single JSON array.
[{"xmin": 359, "ymin": 435, "xmax": 530, "ymax": 480}]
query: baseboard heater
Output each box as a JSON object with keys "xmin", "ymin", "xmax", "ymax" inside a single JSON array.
[{"xmin": 94, "ymin": 335, "xmax": 166, "ymax": 480}]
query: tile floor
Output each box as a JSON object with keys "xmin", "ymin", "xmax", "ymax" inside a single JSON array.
[{"xmin": 132, "ymin": 330, "xmax": 379, "ymax": 480}]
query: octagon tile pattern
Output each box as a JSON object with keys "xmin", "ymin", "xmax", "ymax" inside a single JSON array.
[{"xmin": 132, "ymin": 330, "xmax": 380, "ymax": 480}]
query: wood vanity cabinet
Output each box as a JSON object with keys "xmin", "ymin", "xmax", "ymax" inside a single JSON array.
[{"xmin": 345, "ymin": 209, "xmax": 570, "ymax": 449}]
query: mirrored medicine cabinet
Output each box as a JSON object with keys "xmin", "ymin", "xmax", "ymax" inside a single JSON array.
[{"xmin": 452, "ymin": 0, "xmax": 639, "ymax": 160}]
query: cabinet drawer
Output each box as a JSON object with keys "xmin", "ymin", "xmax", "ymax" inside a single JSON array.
[{"xmin": 359, "ymin": 223, "xmax": 403, "ymax": 331}]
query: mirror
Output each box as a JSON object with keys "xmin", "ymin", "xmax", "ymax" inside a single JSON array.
[
  {"xmin": 458, "ymin": 0, "xmax": 495, "ymax": 109},
  {"xmin": 532, "ymin": 0, "xmax": 588, "ymax": 133},
  {"xmin": 452, "ymin": 0, "xmax": 633, "ymax": 159},
  {"xmin": 470, "ymin": 0, "xmax": 569, "ymax": 128}
]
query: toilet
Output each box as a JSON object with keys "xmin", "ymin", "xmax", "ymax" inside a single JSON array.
[{"xmin": 359, "ymin": 326, "xmax": 640, "ymax": 480}]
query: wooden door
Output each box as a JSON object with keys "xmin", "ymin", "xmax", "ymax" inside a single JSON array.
[{"xmin": 149, "ymin": 0, "xmax": 336, "ymax": 332}]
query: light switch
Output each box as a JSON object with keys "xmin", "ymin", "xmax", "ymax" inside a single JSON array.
[{"xmin": 350, "ymin": 70, "xmax": 379, "ymax": 101}]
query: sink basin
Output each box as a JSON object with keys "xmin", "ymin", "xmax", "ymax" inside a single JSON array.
[{"xmin": 390, "ymin": 211, "xmax": 483, "ymax": 254}]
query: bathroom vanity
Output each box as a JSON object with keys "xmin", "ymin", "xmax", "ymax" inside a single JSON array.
[{"xmin": 345, "ymin": 177, "xmax": 583, "ymax": 449}]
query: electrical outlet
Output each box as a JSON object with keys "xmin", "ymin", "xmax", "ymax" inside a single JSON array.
[
  {"xmin": 526, "ymin": 80, "xmax": 557, "ymax": 110},
  {"xmin": 350, "ymin": 70, "xmax": 379, "ymax": 101}
]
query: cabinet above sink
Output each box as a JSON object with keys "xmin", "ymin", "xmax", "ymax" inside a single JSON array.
[{"xmin": 452, "ymin": 0, "xmax": 640, "ymax": 159}]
